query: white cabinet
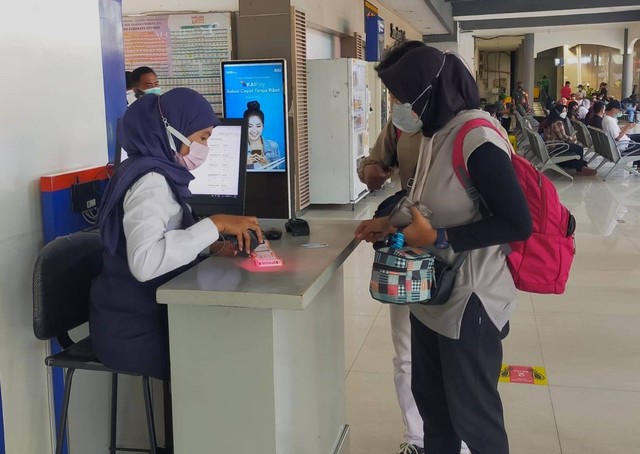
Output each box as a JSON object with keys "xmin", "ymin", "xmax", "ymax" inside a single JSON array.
[{"xmin": 308, "ymin": 59, "xmax": 369, "ymax": 206}]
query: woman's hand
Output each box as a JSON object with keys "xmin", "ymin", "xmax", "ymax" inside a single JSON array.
[
  {"xmin": 402, "ymin": 207, "xmax": 437, "ymax": 247},
  {"xmin": 209, "ymin": 240, "xmax": 238, "ymax": 257},
  {"xmin": 209, "ymin": 214, "xmax": 263, "ymax": 254},
  {"xmin": 248, "ymin": 153, "xmax": 268, "ymax": 165},
  {"xmin": 355, "ymin": 217, "xmax": 395, "ymax": 243}
]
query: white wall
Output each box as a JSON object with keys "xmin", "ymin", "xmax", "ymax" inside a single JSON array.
[
  {"xmin": 123, "ymin": 0, "xmax": 238, "ymax": 14},
  {"xmin": 307, "ymin": 28, "xmax": 340, "ymax": 60},
  {"xmin": 0, "ymin": 0, "xmax": 109, "ymax": 452},
  {"xmin": 534, "ymin": 27, "xmax": 625, "ymax": 56}
]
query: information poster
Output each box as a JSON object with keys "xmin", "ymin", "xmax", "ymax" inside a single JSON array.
[
  {"xmin": 123, "ymin": 13, "xmax": 232, "ymax": 115},
  {"xmin": 222, "ymin": 61, "xmax": 288, "ymax": 173}
]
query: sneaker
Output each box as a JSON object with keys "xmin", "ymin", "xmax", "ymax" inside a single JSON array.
[{"xmin": 396, "ymin": 443, "xmax": 424, "ymax": 454}]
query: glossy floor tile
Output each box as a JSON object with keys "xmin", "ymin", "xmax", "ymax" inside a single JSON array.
[{"xmin": 307, "ymin": 170, "xmax": 640, "ymax": 453}]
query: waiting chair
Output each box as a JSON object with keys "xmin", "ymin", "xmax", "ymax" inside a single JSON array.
[
  {"xmin": 587, "ymin": 126, "xmax": 640, "ymax": 181},
  {"xmin": 33, "ymin": 232, "xmax": 169, "ymax": 454},
  {"xmin": 524, "ymin": 128, "xmax": 577, "ymax": 180},
  {"xmin": 571, "ymin": 119, "xmax": 596, "ymax": 162}
]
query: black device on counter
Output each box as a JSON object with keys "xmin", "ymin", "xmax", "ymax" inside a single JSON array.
[
  {"xmin": 223, "ymin": 229, "xmax": 263, "ymax": 255},
  {"xmin": 263, "ymin": 227, "xmax": 282, "ymax": 241},
  {"xmin": 285, "ymin": 218, "xmax": 310, "ymax": 237}
]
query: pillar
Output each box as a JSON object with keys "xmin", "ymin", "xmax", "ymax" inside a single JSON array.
[
  {"xmin": 622, "ymin": 29, "xmax": 633, "ymax": 98},
  {"xmin": 457, "ymin": 30, "xmax": 475, "ymax": 78},
  {"xmin": 522, "ymin": 34, "xmax": 535, "ymax": 104}
]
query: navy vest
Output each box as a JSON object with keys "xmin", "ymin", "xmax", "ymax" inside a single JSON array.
[{"xmin": 90, "ymin": 171, "xmax": 198, "ymax": 380}]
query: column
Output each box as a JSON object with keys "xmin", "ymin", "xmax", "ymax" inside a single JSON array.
[
  {"xmin": 622, "ymin": 29, "xmax": 633, "ymax": 98},
  {"xmin": 457, "ymin": 30, "xmax": 475, "ymax": 77},
  {"xmin": 522, "ymin": 34, "xmax": 535, "ymax": 104}
]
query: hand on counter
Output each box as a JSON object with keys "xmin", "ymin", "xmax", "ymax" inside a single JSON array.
[
  {"xmin": 210, "ymin": 240, "xmax": 239, "ymax": 257},
  {"xmin": 210, "ymin": 214, "xmax": 263, "ymax": 254}
]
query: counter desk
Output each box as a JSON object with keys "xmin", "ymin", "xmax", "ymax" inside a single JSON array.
[{"xmin": 157, "ymin": 219, "xmax": 361, "ymax": 454}]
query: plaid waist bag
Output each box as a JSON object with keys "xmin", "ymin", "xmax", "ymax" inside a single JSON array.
[
  {"xmin": 369, "ymin": 246, "xmax": 436, "ymax": 305},
  {"xmin": 369, "ymin": 245, "xmax": 470, "ymax": 306}
]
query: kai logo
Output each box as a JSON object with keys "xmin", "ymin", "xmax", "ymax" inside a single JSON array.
[{"xmin": 240, "ymin": 81, "xmax": 265, "ymax": 88}]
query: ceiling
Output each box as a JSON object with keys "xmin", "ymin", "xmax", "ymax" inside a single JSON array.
[
  {"xmin": 475, "ymin": 36, "xmax": 524, "ymax": 52},
  {"xmin": 380, "ymin": 0, "xmax": 452, "ymax": 35}
]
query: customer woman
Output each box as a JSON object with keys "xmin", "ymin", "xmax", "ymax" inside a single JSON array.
[
  {"xmin": 244, "ymin": 101, "xmax": 284, "ymax": 170},
  {"xmin": 355, "ymin": 46, "xmax": 532, "ymax": 454},
  {"xmin": 91, "ymin": 88, "xmax": 262, "ymax": 380},
  {"xmin": 544, "ymin": 104, "xmax": 597, "ymax": 176}
]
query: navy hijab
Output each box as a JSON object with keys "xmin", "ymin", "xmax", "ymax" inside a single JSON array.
[
  {"xmin": 99, "ymin": 88, "xmax": 220, "ymax": 255},
  {"xmin": 378, "ymin": 46, "xmax": 480, "ymax": 137}
]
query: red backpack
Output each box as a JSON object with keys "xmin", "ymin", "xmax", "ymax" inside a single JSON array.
[{"xmin": 452, "ymin": 118, "xmax": 575, "ymax": 294}]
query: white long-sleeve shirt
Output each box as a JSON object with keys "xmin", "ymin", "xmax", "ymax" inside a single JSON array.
[{"xmin": 122, "ymin": 172, "xmax": 219, "ymax": 282}]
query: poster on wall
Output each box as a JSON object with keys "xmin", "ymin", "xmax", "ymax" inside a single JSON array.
[
  {"xmin": 122, "ymin": 13, "xmax": 233, "ymax": 115},
  {"xmin": 221, "ymin": 60, "xmax": 288, "ymax": 173}
]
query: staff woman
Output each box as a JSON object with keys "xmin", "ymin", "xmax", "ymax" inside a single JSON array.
[{"xmin": 91, "ymin": 88, "xmax": 262, "ymax": 380}]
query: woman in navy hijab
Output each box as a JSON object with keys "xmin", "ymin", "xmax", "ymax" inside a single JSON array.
[{"xmin": 90, "ymin": 88, "xmax": 262, "ymax": 380}]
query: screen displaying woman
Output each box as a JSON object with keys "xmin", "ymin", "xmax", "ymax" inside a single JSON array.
[{"xmin": 244, "ymin": 101, "xmax": 285, "ymax": 171}]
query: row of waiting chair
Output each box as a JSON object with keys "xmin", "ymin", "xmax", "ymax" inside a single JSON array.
[{"xmin": 513, "ymin": 111, "xmax": 640, "ymax": 181}]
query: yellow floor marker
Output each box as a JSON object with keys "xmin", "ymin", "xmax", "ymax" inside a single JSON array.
[{"xmin": 499, "ymin": 364, "xmax": 548, "ymax": 386}]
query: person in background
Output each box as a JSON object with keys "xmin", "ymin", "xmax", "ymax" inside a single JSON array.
[
  {"xmin": 597, "ymin": 82, "xmax": 608, "ymax": 100},
  {"xmin": 484, "ymin": 103, "xmax": 498, "ymax": 118},
  {"xmin": 90, "ymin": 88, "xmax": 262, "ymax": 380},
  {"xmin": 501, "ymin": 102, "xmax": 517, "ymax": 132},
  {"xmin": 125, "ymin": 71, "xmax": 137, "ymax": 106},
  {"xmin": 358, "ymin": 45, "xmax": 532, "ymax": 454},
  {"xmin": 243, "ymin": 101, "xmax": 284, "ymax": 170},
  {"xmin": 567, "ymin": 101, "xmax": 580, "ymax": 122},
  {"xmin": 586, "ymin": 101, "xmax": 606, "ymax": 129},
  {"xmin": 601, "ymin": 100, "xmax": 640, "ymax": 166},
  {"xmin": 131, "ymin": 66, "xmax": 161, "ymax": 96},
  {"xmin": 621, "ymin": 97, "xmax": 636, "ymax": 123},
  {"xmin": 512, "ymin": 81, "xmax": 529, "ymax": 110},
  {"xmin": 358, "ymin": 39, "xmax": 470, "ymax": 454},
  {"xmin": 538, "ymin": 75, "xmax": 550, "ymax": 98},
  {"xmin": 543, "ymin": 104, "xmax": 597, "ymax": 176},
  {"xmin": 575, "ymin": 95, "xmax": 589, "ymax": 121},
  {"xmin": 561, "ymin": 81, "xmax": 573, "ymax": 100}
]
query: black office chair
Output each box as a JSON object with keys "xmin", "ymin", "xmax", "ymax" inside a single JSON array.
[{"xmin": 33, "ymin": 232, "xmax": 170, "ymax": 454}]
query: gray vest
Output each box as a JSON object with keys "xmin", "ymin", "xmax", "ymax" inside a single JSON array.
[{"xmin": 409, "ymin": 110, "xmax": 516, "ymax": 339}]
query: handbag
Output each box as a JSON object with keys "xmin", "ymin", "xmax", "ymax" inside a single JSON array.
[{"xmin": 369, "ymin": 238, "xmax": 468, "ymax": 306}]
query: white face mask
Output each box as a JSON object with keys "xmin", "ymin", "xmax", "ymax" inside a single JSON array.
[
  {"xmin": 392, "ymin": 103, "xmax": 423, "ymax": 133},
  {"xmin": 163, "ymin": 121, "xmax": 210, "ymax": 170},
  {"xmin": 559, "ymin": 112, "xmax": 567, "ymax": 119},
  {"xmin": 391, "ymin": 53, "xmax": 448, "ymax": 133}
]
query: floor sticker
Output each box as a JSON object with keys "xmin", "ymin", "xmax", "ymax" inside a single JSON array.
[{"xmin": 499, "ymin": 364, "xmax": 548, "ymax": 386}]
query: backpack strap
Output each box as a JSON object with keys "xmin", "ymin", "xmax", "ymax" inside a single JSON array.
[
  {"xmin": 452, "ymin": 118, "xmax": 514, "ymax": 255},
  {"xmin": 452, "ymin": 118, "xmax": 505, "ymax": 200}
]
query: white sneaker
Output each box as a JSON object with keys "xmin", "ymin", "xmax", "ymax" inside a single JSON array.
[{"xmin": 396, "ymin": 443, "xmax": 424, "ymax": 454}]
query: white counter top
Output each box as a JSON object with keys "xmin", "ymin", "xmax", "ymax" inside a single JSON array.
[{"xmin": 157, "ymin": 219, "xmax": 361, "ymax": 311}]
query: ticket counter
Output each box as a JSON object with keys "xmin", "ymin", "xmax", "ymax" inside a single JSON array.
[{"xmin": 157, "ymin": 220, "xmax": 360, "ymax": 454}]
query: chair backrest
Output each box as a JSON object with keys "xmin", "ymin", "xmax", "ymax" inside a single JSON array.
[
  {"xmin": 572, "ymin": 120, "xmax": 592, "ymax": 148},
  {"xmin": 33, "ymin": 232, "xmax": 103, "ymax": 341},
  {"xmin": 588, "ymin": 126, "xmax": 620, "ymax": 163},
  {"xmin": 565, "ymin": 118, "xmax": 575, "ymax": 136},
  {"xmin": 524, "ymin": 128, "xmax": 548, "ymax": 162}
]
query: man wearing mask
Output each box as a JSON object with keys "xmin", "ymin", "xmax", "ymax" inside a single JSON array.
[
  {"xmin": 602, "ymin": 100, "xmax": 640, "ymax": 166},
  {"xmin": 131, "ymin": 66, "xmax": 161, "ymax": 97},
  {"xmin": 357, "ymin": 40, "xmax": 470, "ymax": 454}
]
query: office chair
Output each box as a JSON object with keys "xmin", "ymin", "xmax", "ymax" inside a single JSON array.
[{"xmin": 33, "ymin": 232, "xmax": 169, "ymax": 454}]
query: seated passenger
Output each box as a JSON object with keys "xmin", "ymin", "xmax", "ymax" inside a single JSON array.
[
  {"xmin": 484, "ymin": 103, "xmax": 498, "ymax": 118},
  {"xmin": 587, "ymin": 101, "xmax": 606, "ymax": 129},
  {"xmin": 543, "ymin": 104, "xmax": 597, "ymax": 176},
  {"xmin": 602, "ymin": 100, "xmax": 640, "ymax": 165}
]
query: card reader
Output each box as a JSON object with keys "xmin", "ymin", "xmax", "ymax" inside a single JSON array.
[{"xmin": 285, "ymin": 218, "xmax": 310, "ymax": 237}]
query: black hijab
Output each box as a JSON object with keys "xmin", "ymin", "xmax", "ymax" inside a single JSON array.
[
  {"xmin": 547, "ymin": 104, "xmax": 567, "ymax": 125},
  {"xmin": 378, "ymin": 46, "xmax": 480, "ymax": 137}
]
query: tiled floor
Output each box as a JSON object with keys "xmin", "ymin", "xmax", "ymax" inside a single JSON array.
[{"xmin": 305, "ymin": 163, "xmax": 640, "ymax": 454}]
